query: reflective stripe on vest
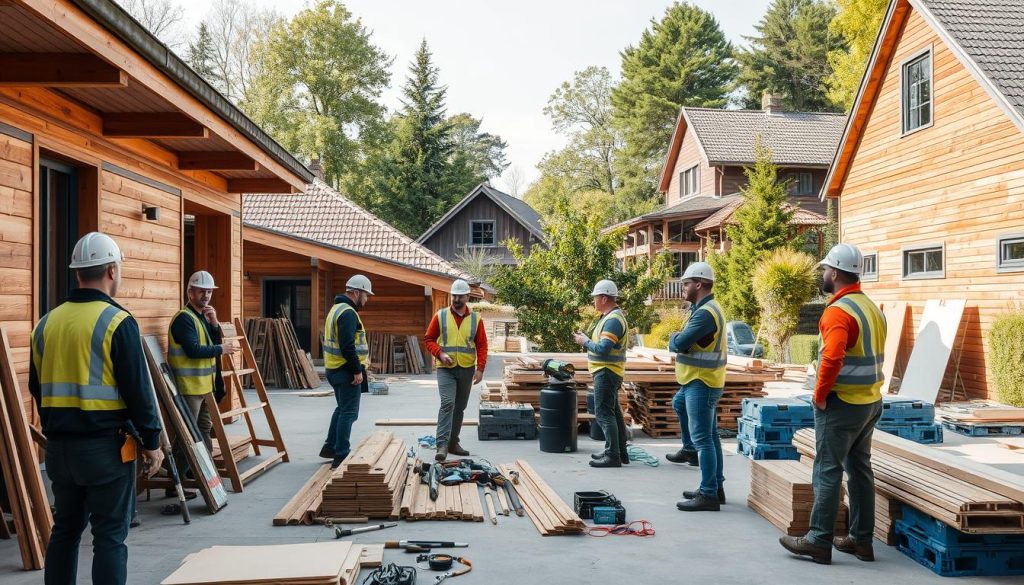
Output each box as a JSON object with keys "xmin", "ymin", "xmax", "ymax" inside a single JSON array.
[
  {"xmin": 31, "ymin": 301, "xmax": 129, "ymax": 411},
  {"xmin": 437, "ymin": 308, "xmax": 478, "ymax": 368},
  {"xmin": 817, "ymin": 293, "xmax": 886, "ymax": 404},
  {"xmin": 674, "ymin": 299, "xmax": 728, "ymax": 388},
  {"xmin": 167, "ymin": 308, "xmax": 218, "ymax": 396},
  {"xmin": 323, "ymin": 303, "xmax": 369, "ymax": 369},
  {"xmin": 587, "ymin": 309, "xmax": 629, "ymax": 376}
]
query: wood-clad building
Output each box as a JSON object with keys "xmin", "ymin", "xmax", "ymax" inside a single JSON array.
[
  {"xmin": 0, "ymin": 0, "xmax": 311, "ymax": 417},
  {"xmin": 823, "ymin": 0, "xmax": 1024, "ymax": 399}
]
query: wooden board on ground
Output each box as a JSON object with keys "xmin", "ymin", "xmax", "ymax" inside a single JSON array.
[
  {"xmin": 879, "ymin": 301, "xmax": 907, "ymax": 394},
  {"xmin": 375, "ymin": 418, "xmax": 478, "ymax": 426},
  {"xmin": 897, "ymin": 299, "xmax": 965, "ymax": 403},
  {"xmin": 273, "ymin": 464, "xmax": 332, "ymax": 526},
  {"xmin": 160, "ymin": 541, "xmax": 360, "ymax": 584},
  {"xmin": 320, "ymin": 432, "xmax": 409, "ymax": 519},
  {"xmin": 498, "ymin": 460, "xmax": 584, "ymax": 536}
]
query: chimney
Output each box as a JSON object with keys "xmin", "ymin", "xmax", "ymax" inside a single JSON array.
[
  {"xmin": 308, "ymin": 159, "xmax": 325, "ymax": 182},
  {"xmin": 761, "ymin": 91, "xmax": 784, "ymax": 115}
]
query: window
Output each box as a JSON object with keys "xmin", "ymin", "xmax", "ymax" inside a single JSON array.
[
  {"xmin": 902, "ymin": 49, "xmax": 932, "ymax": 134},
  {"xmin": 861, "ymin": 253, "xmax": 878, "ymax": 282},
  {"xmin": 997, "ymin": 234, "xmax": 1024, "ymax": 272},
  {"xmin": 902, "ymin": 244, "xmax": 944, "ymax": 279},
  {"xmin": 679, "ymin": 165, "xmax": 700, "ymax": 198},
  {"xmin": 671, "ymin": 251, "xmax": 699, "ymax": 278},
  {"xmin": 791, "ymin": 172, "xmax": 814, "ymax": 196},
  {"xmin": 470, "ymin": 220, "xmax": 495, "ymax": 246}
]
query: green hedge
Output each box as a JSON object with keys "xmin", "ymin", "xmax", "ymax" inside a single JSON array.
[
  {"xmin": 788, "ymin": 335, "xmax": 819, "ymax": 365},
  {"xmin": 989, "ymin": 311, "xmax": 1024, "ymax": 407},
  {"xmin": 646, "ymin": 313, "xmax": 687, "ymax": 350}
]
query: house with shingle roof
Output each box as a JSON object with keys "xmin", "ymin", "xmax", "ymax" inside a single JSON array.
[
  {"xmin": 823, "ymin": 0, "xmax": 1024, "ymax": 400},
  {"xmin": 612, "ymin": 94, "xmax": 844, "ymax": 299}
]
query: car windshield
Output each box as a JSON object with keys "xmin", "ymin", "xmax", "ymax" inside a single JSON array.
[{"xmin": 732, "ymin": 323, "xmax": 755, "ymax": 344}]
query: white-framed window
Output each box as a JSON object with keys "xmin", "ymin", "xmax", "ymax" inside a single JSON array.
[
  {"xmin": 791, "ymin": 172, "xmax": 814, "ymax": 196},
  {"xmin": 902, "ymin": 243, "xmax": 944, "ymax": 279},
  {"xmin": 902, "ymin": 48, "xmax": 933, "ymax": 135},
  {"xmin": 671, "ymin": 251, "xmax": 699, "ymax": 279},
  {"xmin": 470, "ymin": 220, "xmax": 495, "ymax": 247},
  {"xmin": 861, "ymin": 253, "xmax": 878, "ymax": 282},
  {"xmin": 680, "ymin": 165, "xmax": 700, "ymax": 197},
  {"xmin": 997, "ymin": 234, "xmax": 1024, "ymax": 273}
]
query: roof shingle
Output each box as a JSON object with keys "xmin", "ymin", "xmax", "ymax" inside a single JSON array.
[{"xmin": 684, "ymin": 108, "xmax": 846, "ymax": 166}]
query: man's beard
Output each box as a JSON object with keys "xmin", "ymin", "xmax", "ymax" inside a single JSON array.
[
  {"xmin": 821, "ymin": 276, "xmax": 835, "ymax": 295},
  {"xmin": 452, "ymin": 300, "xmax": 466, "ymax": 310}
]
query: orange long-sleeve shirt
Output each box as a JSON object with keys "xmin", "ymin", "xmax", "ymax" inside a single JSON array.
[
  {"xmin": 814, "ymin": 283, "xmax": 862, "ymax": 404},
  {"xmin": 424, "ymin": 308, "xmax": 488, "ymax": 371}
]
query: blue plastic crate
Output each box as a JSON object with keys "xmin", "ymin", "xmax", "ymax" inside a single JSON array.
[
  {"xmin": 737, "ymin": 438, "xmax": 800, "ymax": 460},
  {"xmin": 880, "ymin": 395, "xmax": 935, "ymax": 423},
  {"xmin": 942, "ymin": 421, "xmax": 1024, "ymax": 437},
  {"xmin": 895, "ymin": 522, "xmax": 1024, "ymax": 577},
  {"xmin": 740, "ymin": 397, "xmax": 815, "ymax": 427},
  {"xmin": 876, "ymin": 422, "xmax": 943, "ymax": 444},
  {"xmin": 899, "ymin": 505, "xmax": 1024, "ymax": 547},
  {"xmin": 737, "ymin": 417, "xmax": 797, "ymax": 444}
]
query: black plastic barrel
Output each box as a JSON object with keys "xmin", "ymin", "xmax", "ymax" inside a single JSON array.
[
  {"xmin": 586, "ymin": 391, "xmax": 604, "ymax": 441},
  {"xmin": 539, "ymin": 382, "xmax": 578, "ymax": 453}
]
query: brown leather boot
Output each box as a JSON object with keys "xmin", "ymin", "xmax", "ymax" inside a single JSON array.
[
  {"xmin": 448, "ymin": 442, "xmax": 470, "ymax": 457},
  {"xmin": 833, "ymin": 536, "xmax": 874, "ymax": 561},
  {"xmin": 779, "ymin": 536, "xmax": 832, "ymax": 564}
]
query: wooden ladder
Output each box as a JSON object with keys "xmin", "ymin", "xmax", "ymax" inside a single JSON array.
[{"xmin": 209, "ymin": 317, "xmax": 289, "ymax": 492}]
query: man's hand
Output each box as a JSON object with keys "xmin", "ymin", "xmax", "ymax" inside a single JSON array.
[
  {"xmin": 814, "ymin": 398, "xmax": 827, "ymax": 411},
  {"xmin": 202, "ymin": 305, "xmax": 219, "ymax": 327},
  {"xmin": 439, "ymin": 352, "xmax": 454, "ymax": 367},
  {"xmin": 143, "ymin": 448, "xmax": 165, "ymax": 478},
  {"xmin": 220, "ymin": 341, "xmax": 240, "ymax": 356},
  {"xmin": 353, "ymin": 372, "xmax": 364, "ymax": 385},
  {"xmin": 572, "ymin": 332, "xmax": 589, "ymax": 347},
  {"xmin": 472, "ymin": 370, "xmax": 483, "ymax": 385}
]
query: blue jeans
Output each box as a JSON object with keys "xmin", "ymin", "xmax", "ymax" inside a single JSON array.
[
  {"xmin": 671, "ymin": 386, "xmax": 694, "ymax": 451},
  {"xmin": 676, "ymin": 381, "xmax": 724, "ymax": 497},
  {"xmin": 324, "ymin": 367, "xmax": 365, "ymax": 458}
]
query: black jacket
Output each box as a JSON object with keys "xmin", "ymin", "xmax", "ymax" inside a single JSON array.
[
  {"xmin": 169, "ymin": 304, "xmax": 225, "ymax": 400},
  {"xmin": 329, "ymin": 294, "xmax": 365, "ymax": 375}
]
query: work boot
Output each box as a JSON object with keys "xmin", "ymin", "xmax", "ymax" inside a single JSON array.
[
  {"xmin": 318, "ymin": 444, "xmax": 335, "ymax": 459},
  {"xmin": 676, "ymin": 492, "xmax": 720, "ymax": 512},
  {"xmin": 330, "ymin": 453, "xmax": 348, "ymax": 470},
  {"xmin": 590, "ymin": 450, "xmax": 609, "ymax": 460},
  {"xmin": 779, "ymin": 536, "xmax": 832, "ymax": 565},
  {"xmin": 165, "ymin": 488, "xmax": 197, "ymax": 500},
  {"xmin": 130, "ymin": 510, "xmax": 141, "ymax": 528},
  {"xmin": 435, "ymin": 446, "xmax": 448, "ymax": 462},
  {"xmin": 589, "ymin": 454, "xmax": 622, "ymax": 468},
  {"xmin": 448, "ymin": 442, "xmax": 470, "ymax": 457},
  {"xmin": 833, "ymin": 536, "xmax": 874, "ymax": 561},
  {"xmin": 683, "ymin": 487, "xmax": 726, "ymax": 504},
  {"xmin": 620, "ymin": 450, "xmax": 630, "ymax": 465},
  {"xmin": 665, "ymin": 448, "xmax": 699, "ymax": 466}
]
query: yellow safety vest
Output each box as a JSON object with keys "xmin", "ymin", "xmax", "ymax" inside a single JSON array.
[
  {"xmin": 167, "ymin": 308, "xmax": 218, "ymax": 396},
  {"xmin": 587, "ymin": 309, "xmax": 629, "ymax": 377},
  {"xmin": 436, "ymin": 308, "xmax": 478, "ymax": 369},
  {"xmin": 674, "ymin": 299, "xmax": 727, "ymax": 388},
  {"xmin": 324, "ymin": 303, "xmax": 368, "ymax": 370},
  {"xmin": 818, "ymin": 292, "xmax": 886, "ymax": 404},
  {"xmin": 31, "ymin": 300, "xmax": 130, "ymax": 411}
]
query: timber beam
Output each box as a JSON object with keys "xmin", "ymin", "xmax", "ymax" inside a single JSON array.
[
  {"xmin": 226, "ymin": 178, "xmax": 296, "ymax": 194},
  {"xmin": 0, "ymin": 53, "xmax": 127, "ymax": 87},
  {"xmin": 103, "ymin": 112, "xmax": 208, "ymax": 138},
  {"xmin": 178, "ymin": 151, "xmax": 258, "ymax": 171}
]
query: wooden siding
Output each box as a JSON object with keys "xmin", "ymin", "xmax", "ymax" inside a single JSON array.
[
  {"xmin": 665, "ymin": 124, "xmax": 714, "ymax": 204},
  {"xmin": 421, "ymin": 193, "xmax": 539, "ymax": 263},
  {"xmin": 836, "ymin": 6, "xmax": 1024, "ymax": 400},
  {"xmin": 719, "ymin": 165, "xmax": 828, "ymax": 216}
]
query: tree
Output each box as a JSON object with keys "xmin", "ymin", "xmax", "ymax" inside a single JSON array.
[
  {"xmin": 502, "ymin": 166, "xmax": 525, "ymax": 197},
  {"xmin": 203, "ymin": 0, "xmax": 282, "ymax": 101},
  {"xmin": 752, "ymin": 249, "xmax": 818, "ymax": 361},
  {"xmin": 735, "ymin": 0, "xmax": 844, "ymax": 112},
  {"xmin": 493, "ymin": 200, "xmax": 671, "ymax": 352},
  {"xmin": 244, "ymin": 0, "xmax": 391, "ymax": 186},
  {"xmin": 709, "ymin": 138, "xmax": 798, "ymax": 327},
  {"xmin": 826, "ymin": 0, "xmax": 889, "ymax": 111},
  {"xmin": 187, "ymin": 23, "xmax": 219, "ymax": 85},
  {"xmin": 612, "ymin": 3, "xmax": 737, "ymax": 207},
  {"xmin": 120, "ymin": 0, "xmax": 185, "ymax": 47},
  {"xmin": 523, "ymin": 175, "xmax": 618, "ymax": 228},
  {"xmin": 446, "ymin": 112, "xmax": 509, "ymax": 195}
]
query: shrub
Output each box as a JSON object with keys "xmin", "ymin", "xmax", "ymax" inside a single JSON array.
[
  {"xmin": 788, "ymin": 335, "xmax": 819, "ymax": 365},
  {"xmin": 646, "ymin": 311, "xmax": 689, "ymax": 350},
  {"xmin": 989, "ymin": 310, "xmax": 1024, "ymax": 407},
  {"xmin": 751, "ymin": 249, "xmax": 819, "ymax": 362}
]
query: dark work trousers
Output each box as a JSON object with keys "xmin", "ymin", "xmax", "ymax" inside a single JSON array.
[
  {"xmin": 435, "ymin": 366, "xmax": 475, "ymax": 447},
  {"xmin": 593, "ymin": 368, "xmax": 628, "ymax": 459},
  {"xmin": 806, "ymin": 394, "xmax": 884, "ymax": 546},
  {"xmin": 324, "ymin": 367, "xmax": 367, "ymax": 459},
  {"xmin": 45, "ymin": 434, "xmax": 135, "ymax": 585}
]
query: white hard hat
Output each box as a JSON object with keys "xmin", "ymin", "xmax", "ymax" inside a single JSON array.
[
  {"xmin": 820, "ymin": 243, "xmax": 863, "ymax": 275},
  {"xmin": 188, "ymin": 270, "xmax": 218, "ymax": 290},
  {"xmin": 346, "ymin": 274, "xmax": 374, "ymax": 295},
  {"xmin": 590, "ymin": 279, "xmax": 619, "ymax": 298},
  {"xmin": 69, "ymin": 232, "xmax": 122, "ymax": 269},
  {"xmin": 682, "ymin": 262, "xmax": 715, "ymax": 282},
  {"xmin": 450, "ymin": 279, "xmax": 471, "ymax": 296}
]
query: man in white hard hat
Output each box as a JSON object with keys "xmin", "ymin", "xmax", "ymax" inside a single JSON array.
[
  {"xmin": 573, "ymin": 279, "xmax": 629, "ymax": 468},
  {"xmin": 781, "ymin": 243, "xmax": 885, "ymax": 565},
  {"xmin": 166, "ymin": 270, "xmax": 239, "ymax": 503},
  {"xmin": 322, "ymin": 274, "xmax": 373, "ymax": 468},
  {"xmin": 30, "ymin": 232, "xmax": 164, "ymax": 584},
  {"xmin": 425, "ymin": 278, "xmax": 488, "ymax": 460},
  {"xmin": 669, "ymin": 262, "xmax": 727, "ymax": 512}
]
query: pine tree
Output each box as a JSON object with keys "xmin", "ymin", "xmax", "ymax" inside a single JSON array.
[{"xmin": 187, "ymin": 22, "xmax": 219, "ymax": 86}]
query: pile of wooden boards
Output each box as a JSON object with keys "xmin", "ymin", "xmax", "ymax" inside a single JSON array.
[
  {"xmin": 0, "ymin": 326, "xmax": 52, "ymax": 570},
  {"xmin": 320, "ymin": 432, "xmax": 409, "ymax": 520},
  {"xmin": 875, "ymin": 493, "xmax": 902, "ymax": 545},
  {"xmin": 747, "ymin": 459, "xmax": 848, "ymax": 536},
  {"xmin": 500, "ymin": 354, "xmax": 627, "ymax": 417},
  {"xmin": 160, "ymin": 542, "xmax": 383, "ymax": 585},
  {"xmin": 367, "ymin": 332, "xmax": 429, "ymax": 375},
  {"xmin": 272, "ymin": 464, "xmax": 332, "ymax": 525},
  {"xmin": 498, "ymin": 460, "xmax": 585, "ymax": 536},
  {"xmin": 793, "ymin": 428, "xmax": 1024, "ymax": 533},
  {"xmin": 937, "ymin": 400, "xmax": 1024, "ymax": 437},
  {"xmin": 398, "ymin": 459, "xmax": 487, "ymax": 522},
  {"xmin": 244, "ymin": 318, "xmax": 319, "ymax": 389}
]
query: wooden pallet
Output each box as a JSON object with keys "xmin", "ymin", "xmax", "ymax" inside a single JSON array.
[
  {"xmin": 321, "ymin": 432, "xmax": 409, "ymax": 519},
  {"xmin": 498, "ymin": 460, "xmax": 585, "ymax": 536}
]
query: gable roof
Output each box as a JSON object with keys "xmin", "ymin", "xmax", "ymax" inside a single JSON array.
[
  {"xmin": 692, "ymin": 197, "xmax": 828, "ymax": 233},
  {"xmin": 606, "ymin": 194, "xmax": 741, "ymax": 232},
  {"xmin": 416, "ymin": 183, "xmax": 545, "ymax": 244},
  {"xmin": 824, "ymin": 0, "xmax": 1024, "ymax": 198},
  {"xmin": 244, "ymin": 181, "xmax": 472, "ymax": 282},
  {"xmin": 658, "ymin": 108, "xmax": 847, "ymax": 192}
]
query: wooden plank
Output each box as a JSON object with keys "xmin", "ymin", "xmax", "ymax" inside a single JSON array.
[
  {"xmin": 103, "ymin": 113, "xmax": 207, "ymax": 138},
  {"xmin": 0, "ymin": 53, "xmax": 127, "ymax": 87},
  {"xmin": 177, "ymin": 151, "xmax": 257, "ymax": 171}
]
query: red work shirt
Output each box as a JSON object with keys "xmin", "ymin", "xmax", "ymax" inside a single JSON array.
[
  {"xmin": 424, "ymin": 307, "xmax": 488, "ymax": 371},
  {"xmin": 814, "ymin": 283, "xmax": 862, "ymax": 404}
]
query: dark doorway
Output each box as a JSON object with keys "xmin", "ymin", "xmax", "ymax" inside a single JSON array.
[
  {"xmin": 264, "ymin": 279, "xmax": 312, "ymax": 351},
  {"xmin": 39, "ymin": 159, "xmax": 79, "ymax": 316}
]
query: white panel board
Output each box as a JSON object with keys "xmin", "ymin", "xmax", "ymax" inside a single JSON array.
[{"xmin": 897, "ymin": 299, "xmax": 966, "ymax": 403}]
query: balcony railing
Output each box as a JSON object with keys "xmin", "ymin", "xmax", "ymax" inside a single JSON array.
[{"xmin": 655, "ymin": 278, "xmax": 686, "ymax": 300}]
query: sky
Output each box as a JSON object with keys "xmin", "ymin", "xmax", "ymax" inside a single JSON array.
[{"xmin": 169, "ymin": 0, "xmax": 768, "ymax": 193}]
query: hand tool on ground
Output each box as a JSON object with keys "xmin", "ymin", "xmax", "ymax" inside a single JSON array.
[
  {"xmin": 502, "ymin": 480, "xmax": 524, "ymax": 516},
  {"xmin": 428, "ymin": 461, "xmax": 441, "ymax": 501},
  {"xmin": 333, "ymin": 521, "xmax": 397, "ymax": 538},
  {"xmin": 416, "ymin": 554, "xmax": 472, "ymax": 584},
  {"xmin": 384, "ymin": 540, "xmax": 469, "ymax": 549}
]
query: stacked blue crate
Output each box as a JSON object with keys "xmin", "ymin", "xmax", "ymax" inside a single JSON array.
[
  {"xmin": 876, "ymin": 395, "xmax": 943, "ymax": 444},
  {"xmin": 894, "ymin": 505, "xmax": 1024, "ymax": 577},
  {"xmin": 736, "ymin": 397, "xmax": 815, "ymax": 461}
]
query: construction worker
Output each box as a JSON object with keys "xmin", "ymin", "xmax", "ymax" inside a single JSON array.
[
  {"xmin": 781, "ymin": 243, "xmax": 885, "ymax": 565},
  {"xmin": 573, "ymin": 279, "xmax": 629, "ymax": 468},
  {"xmin": 425, "ymin": 279, "xmax": 487, "ymax": 461},
  {"xmin": 166, "ymin": 270, "xmax": 239, "ymax": 501},
  {"xmin": 29, "ymin": 232, "xmax": 164, "ymax": 585},
  {"xmin": 670, "ymin": 262, "xmax": 727, "ymax": 512},
  {"xmin": 322, "ymin": 274, "xmax": 373, "ymax": 469}
]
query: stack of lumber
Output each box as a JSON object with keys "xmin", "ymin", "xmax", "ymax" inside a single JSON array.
[
  {"xmin": 937, "ymin": 400, "xmax": 1024, "ymax": 437},
  {"xmin": 498, "ymin": 459, "xmax": 585, "ymax": 536},
  {"xmin": 160, "ymin": 542, "xmax": 383, "ymax": 585},
  {"xmin": 748, "ymin": 459, "xmax": 848, "ymax": 536},
  {"xmin": 479, "ymin": 380, "xmax": 503, "ymax": 402},
  {"xmin": 244, "ymin": 318, "xmax": 319, "ymax": 389},
  {"xmin": 399, "ymin": 459, "xmax": 485, "ymax": 522},
  {"xmin": 272, "ymin": 464, "xmax": 332, "ymax": 526},
  {"xmin": 0, "ymin": 326, "xmax": 52, "ymax": 570},
  {"xmin": 367, "ymin": 332, "xmax": 428, "ymax": 375},
  {"xmin": 793, "ymin": 428, "xmax": 1024, "ymax": 533},
  {"xmin": 875, "ymin": 493, "xmax": 902, "ymax": 545},
  {"xmin": 321, "ymin": 432, "xmax": 409, "ymax": 520}
]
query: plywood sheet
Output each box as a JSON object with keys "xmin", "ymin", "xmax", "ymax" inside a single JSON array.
[
  {"xmin": 879, "ymin": 301, "xmax": 907, "ymax": 394},
  {"xmin": 898, "ymin": 299, "xmax": 965, "ymax": 403},
  {"xmin": 161, "ymin": 542, "xmax": 352, "ymax": 584}
]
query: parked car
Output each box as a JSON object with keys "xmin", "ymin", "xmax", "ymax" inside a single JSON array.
[{"xmin": 726, "ymin": 321, "xmax": 763, "ymax": 358}]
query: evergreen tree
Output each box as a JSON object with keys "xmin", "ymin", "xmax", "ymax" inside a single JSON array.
[
  {"xmin": 187, "ymin": 22, "xmax": 219, "ymax": 86},
  {"xmin": 826, "ymin": 0, "xmax": 889, "ymax": 111}
]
